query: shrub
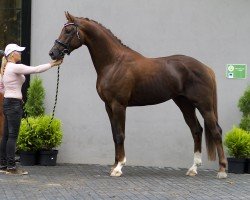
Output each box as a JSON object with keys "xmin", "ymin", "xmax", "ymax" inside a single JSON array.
[
  {"xmin": 36, "ymin": 115, "xmax": 63, "ymax": 150},
  {"xmin": 17, "ymin": 118, "xmax": 42, "ymax": 152},
  {"xmin": 238, "ymin": 86, "xmax": 250, "ymax": 117},
  {"xmin": 17, "ymin": 115, "xmax": 63, "ymax": 151},
  {"xmin": 224, "ymin": 126, "xmax": 250, "ymax": 158},
  {"xmin": 24, "ymin": 76, "xmax": 45, "ymax": 117},
  {"xmin": 239, "ymin": 116, "xmax": 250, "ymax": 132}
]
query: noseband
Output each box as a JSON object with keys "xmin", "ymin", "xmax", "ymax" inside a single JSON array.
[{"xmin": 55, "ymin": 22, "xmax": 81, "ymax": 56}]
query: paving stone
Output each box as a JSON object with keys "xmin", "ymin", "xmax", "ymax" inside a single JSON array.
[{"xmin": 0, "ymin": 164, "xmax": 249, "ymax": 199}]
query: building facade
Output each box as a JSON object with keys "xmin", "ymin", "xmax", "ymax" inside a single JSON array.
[{"xmin": 2, "ymin": 0, "xmax": 250, "ymax": 169}]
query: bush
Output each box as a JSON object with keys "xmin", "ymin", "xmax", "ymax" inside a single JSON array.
[
  {"xmin": 36, "ymin": 115, "xmax": 63, "ymax": 150},
  {"xmin": 24, "ymin": 76, "xmax": 45, "ymax": 117},
  {"xmin": 239, "ymin": 116, "xmax": 250, "ymax": 132},
  {"xmin": 17, "ymin": 115, "xmax": 63, "ymax": 151},
  {"xmin": 238, "ymin": 86, "xmax": 250, "ymax": 117},
  {"xmin": 17, "ymin": 118, "xmax": 42, "ymax": 152},
  {"xmin": 224, "ymin": 127, "xmax": 250, "ymax": 158}
]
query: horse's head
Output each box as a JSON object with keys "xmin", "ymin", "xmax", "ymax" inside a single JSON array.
[{"xmin": 49, "ymin": 12, "xmax": 83, "ymax": 60}]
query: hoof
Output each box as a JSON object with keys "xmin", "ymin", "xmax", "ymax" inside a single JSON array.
[
  {"xmin": 110, "ymin": 158, "xmax": 126, "ymax": 177},
  {"xmin": 217, "ymin": 171, "xmax": 227, "ymax": 179},
  {"xmin": 110, "ymin": 165, "xmax": 115, "ymax": 173},
  {"xmin": 110, "ymin": 169, "xmax": 122, "ymax": 177},
  {"xmin": 186, "ymin": 169, "xmax": 197, "ymax": 177}
]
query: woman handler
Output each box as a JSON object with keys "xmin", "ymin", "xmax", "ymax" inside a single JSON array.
[{"xmin": 0, "ymin": 44, "xmax": 62, "ymax": 175}]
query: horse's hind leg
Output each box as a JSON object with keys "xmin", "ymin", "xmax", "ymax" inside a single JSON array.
[
  {"xmin": 173, "ymin": 96, "xmax": 203, "ymax": 176},
  {"xmin": 105, "ymin": 102, "xmax": 126, "ymax": 177},
  {"xmin": 198, "ymin": 108, "xmax": 227, "ymax": 179}
]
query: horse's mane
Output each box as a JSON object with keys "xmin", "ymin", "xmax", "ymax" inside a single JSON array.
[{"xmin": 79, "ymin": 17, "xmax": 131, "ymax": 49}]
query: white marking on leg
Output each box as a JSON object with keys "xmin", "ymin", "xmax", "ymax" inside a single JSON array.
[
  {"xmin": 110, "ymin": 157, "xmax": 126, "ymax": 177},
  {"xmin": 217, "ymin": 171, "xmax": 227, "ymax": 179},
  {"xmin": 186, "ymin": 152, "xmax": 202, "ymax": 176}
]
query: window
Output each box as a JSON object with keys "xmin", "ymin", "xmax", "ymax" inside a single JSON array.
[
  {"xmin": 0, "ymin": 0, "xmax": 31, "ymax": 101},
  {"xmin": 0, "ymin": 0, "xmax": 22, "ymax": 50}
]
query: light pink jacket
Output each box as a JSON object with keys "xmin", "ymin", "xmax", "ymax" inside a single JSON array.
[{"xmin": 0, "ymin": 62, "xmax": 51, "ymax": 99}]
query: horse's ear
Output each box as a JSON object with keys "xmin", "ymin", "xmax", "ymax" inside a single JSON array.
[{"xmin": 65, "ymin": 11, "xmax": 75, "ymax": 22}]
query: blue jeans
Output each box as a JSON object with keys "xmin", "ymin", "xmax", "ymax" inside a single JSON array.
[{"xmin": 0, "ymin": 98, "xmax": 23, "ymax": 168}]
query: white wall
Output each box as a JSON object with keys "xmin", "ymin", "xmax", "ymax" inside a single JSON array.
[{"xmin": 31, "ymin": 0, "xmax": 250, "ymax": 169}]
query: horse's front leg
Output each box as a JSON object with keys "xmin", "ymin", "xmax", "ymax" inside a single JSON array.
[{"xmin": 105, "ymin": 103, "xmax": 126, "ymax": 177}]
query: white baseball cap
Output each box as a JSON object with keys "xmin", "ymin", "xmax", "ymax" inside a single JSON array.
[{"xmin": 4, "ymin": 44, "xmax": 26, "ymax": 56}]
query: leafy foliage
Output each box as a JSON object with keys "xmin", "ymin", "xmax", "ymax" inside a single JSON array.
[
  {"xmin": 17, "ymin": 115, "xmax": 63, "ymax": 151},
  {"xmin": 239, "ymin": 116, "xmax": 250, "ymax": 132},
  {"xmin": 20, "ymin": 76, "xmax": 63, "ymax": 152},
  {"xmin": 17, "ymin": 118, "xmax": 42, "ymax": 152},
  {"xmin": 238, "ymin": 86, "xmax": 250, "ymax": 117},
  {"xmin": 24, "ymin": 76, "xmax": 45, "ymax": 117},
  {"xmin": 224, "ymin": 127, "xmax": 250, "ymax": 158},
  {"xmin": 36, "ymin": 115, "xmax": 63, "ymax": 150}
]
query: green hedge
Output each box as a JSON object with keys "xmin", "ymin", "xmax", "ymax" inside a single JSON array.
[
  {"xmin": 238, "ymin": 86, "xmax": 250, "ymax": 117},
  {"xmin": 24, "ymin": 76, "xmax": 45, "ymax": 117},
  {"xmin": 17, "ymin": 115, "xmax": 63, "ymax": 151},
  {"xmin": 224, "ymin": 127, "xmax": 250, "ymax": 158}
]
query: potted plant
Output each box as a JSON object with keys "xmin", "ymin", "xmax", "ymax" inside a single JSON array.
[
  {"xmin": 238, "ymin": 85, "xmax": 250, "ymax": 173},
  {"xmin": 240, "ymin": 115, "xmax": 250, "ymax": 174},
  {"xmin": 224, "ymin": 127, "xmax": 250, "ymax": 174},
  {"xmin": 17, "ymin": 117, "xmax": 42, "ymax": 165},
  {"xmin": 36, "ymin": 115, "xmax": 63, "ymax": 166},
  {"xmin": 17, "ymin": 76, "xmax": 45, "ymax": 165},
  {"xmin": 19, "ymin": 115, "xmax": 63, "ymax": 166},
  {"xmin": 18, "ymin": 76, "xmax": 63, "ymax": 166}
]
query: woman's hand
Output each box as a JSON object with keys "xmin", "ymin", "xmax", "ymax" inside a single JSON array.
[{"xmin": 50, "ymin": 59, "xmax": 63, "ymax": 67}]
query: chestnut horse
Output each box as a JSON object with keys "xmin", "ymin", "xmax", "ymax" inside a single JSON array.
[{"xmin": 49, "ymin": 12, "xmax": 227, "ymax": 178}]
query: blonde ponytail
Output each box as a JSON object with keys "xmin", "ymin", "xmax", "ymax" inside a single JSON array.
[{"xmin": 1, "ymin": 56, "xmax": 7, "ymax": 77}]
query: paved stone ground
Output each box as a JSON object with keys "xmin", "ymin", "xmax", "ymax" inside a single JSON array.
[{"xmin": 0, "ymin": 164, "xmax": 249, "ymax": 200}]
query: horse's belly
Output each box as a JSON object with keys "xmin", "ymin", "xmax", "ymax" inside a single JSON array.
[
  {"xmin": 128, "ymin": 88, "xmax": 173, "ymax": 106},
  {"xmin": 128, "ymin": 98, "xmax": 170, "ymax": 106}
]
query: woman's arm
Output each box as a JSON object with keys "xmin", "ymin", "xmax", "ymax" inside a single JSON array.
[
  {"xmin": 12, "ymin": 59, "xmax": 63, "ymax": 75},
  {"xmin": 13, "ymin": 63, "xmax": 52, "ymax": 75}
]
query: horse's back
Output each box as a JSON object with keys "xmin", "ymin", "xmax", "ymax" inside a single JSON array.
[{"xmin": 127, "ymin": 54, "xmax": 215, "ymax": 106}]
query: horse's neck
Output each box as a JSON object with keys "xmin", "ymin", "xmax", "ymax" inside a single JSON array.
[
  {"xmin": 83, "ymin": 21, "xmax": 127, "ymax": 74},
  {"xmin": 87, "ymin": 40, "xmax": 121, "ymax": 72}
]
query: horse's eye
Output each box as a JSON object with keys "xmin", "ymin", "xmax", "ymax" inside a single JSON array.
[{"xmin": 65, "ymin": 29, "xmax": 71, "ymax": 34}]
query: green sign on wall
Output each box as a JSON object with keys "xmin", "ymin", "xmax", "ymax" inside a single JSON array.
[{"xmin": 226, "ymin": 64, "xmax": 247, "ymax": 79}]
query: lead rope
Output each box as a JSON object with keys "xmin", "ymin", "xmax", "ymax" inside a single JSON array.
[
  {"xmin": 46, "ymin": 65, "xmax": 60, "ymax": 131},
  {"xmin": 24, "ymin": 65, "xmax": 61, "ymax": 132}
]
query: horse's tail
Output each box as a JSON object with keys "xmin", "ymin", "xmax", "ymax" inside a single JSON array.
[{"xmin": 204, "ymin": 68, "xmax": 217, "ymax": 161}]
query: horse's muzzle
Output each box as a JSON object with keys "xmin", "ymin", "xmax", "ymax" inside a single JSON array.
[
  {"xmin": 49, "ymin": 51, "xmax": 56, "ymax": 60},
  {"xmin": 49, "ymin": 49, "xmax": 64, "ymax": 60}
]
